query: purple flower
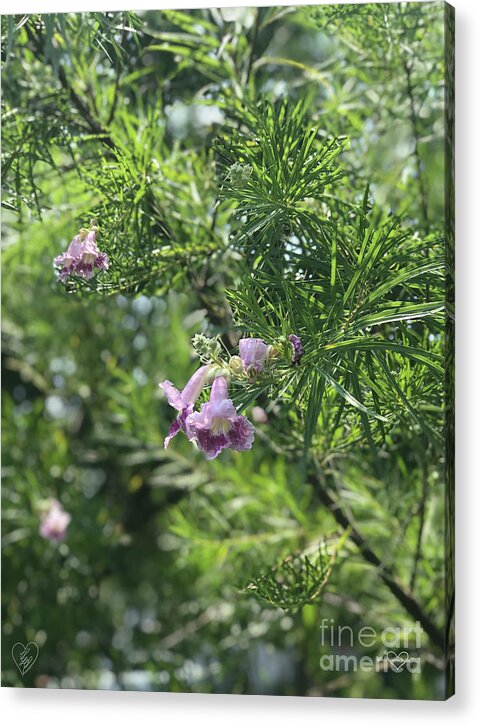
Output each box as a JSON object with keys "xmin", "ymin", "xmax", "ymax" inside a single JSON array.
[
  {"xmin": 185, "ymin": 376, "xmax": 255, "ymax": 460},
  {"xmin": 39, "ymin": 499, "xmax": 71, "ymax": 542},
  {"xmin": 289, "ymin": 334, "xmax": 304, "ymax": 365},
  {"xmin": 54, "ymin": 229, "xmax": 109, "ymax": 283},
  {"xmin": 160, "ymin": 365, "xmax": 211, "ymax": 448},
  {"xmin": 239, "ymin": 338, "xmax": 269, "ymax": 373}
]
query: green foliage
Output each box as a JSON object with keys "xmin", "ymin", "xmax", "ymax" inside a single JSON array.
[
  {"xmin": 215, "ymin": 100, "xmax": 444, "ymax": 455},
  {"xmin": 2, "ymin": 3, "xmax": 451, "ymax": 699},
  {"xmin": 216, "ymin": 98, "xmax": 347, "ymax": 253},
  {"xmin": 247, "ymin": 541, "xmax": 339, "ymax": 612}
]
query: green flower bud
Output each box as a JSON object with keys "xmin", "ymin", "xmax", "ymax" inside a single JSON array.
[
  {"xmin": 226, "ymin": 162, "xmax": 253, "ymax": 187},
  {"xmin": 229, "ymin": 356, "xmax": 244, "ymax": 374},
  {"xmin": 212, "ymin": 365, "xmax": 231, "ymax": 382},
  {"xmin": 267, "ymin": 345, "xmax": 281, "ymax": 359},
  {"xmin": 192, "ymin": 333, "xmax": 221, "ymax": 361},
  {"xmin": 246, "ymin": 365, "xmax": 258, "ymax": 381}
]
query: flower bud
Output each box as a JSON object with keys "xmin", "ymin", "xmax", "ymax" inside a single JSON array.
[
  {"xmin": 226, "ymin": 162, "xmax": 253, "ymax": 187},
  {"xmin": 229, "ymin": 356, "xmax": 244, "ymax": 374},
  {"xmin": 289, "ymin": 334, "xmax": 304, "ymax": 365},
  {"xmin": 267, "ymin": 345, "xmax": 281, "ymax": 359},
  {"xmin": 214, "ymin": 367, "xmax": 231, "ymax": 381},
  {"xmin": 206, "ymin": 365, "xmax": 231, "ymax": 383},
  {"xmin": 192, "ymin": 333, "xmax": 221, "ymax": 361},
  {"xmin": 246, "ymin": 366, "xmax": 258, "ymax": 381},
  {"xmin": 239, "ymin": 338, "xmax": 269, "ymax": 373}
]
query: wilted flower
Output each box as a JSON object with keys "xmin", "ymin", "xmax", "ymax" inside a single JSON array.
[
  {"xmin": 54, "ymin": 228, "xmax": 109, "ymax": 283},
  {"xmin": 160, "ymin": 365, "xmax": 212, "ymax": 448},
  {"xmin": 185, "ymin": 375, "xmax": 255, "ymax": 460},
  {"xmin": 251, "ymin": 406, "xmax": 268, "ymax": 424},
  {"xmin": 39, "ymin": 499, "xmax": 71, "ymax": 542},
  {"xmin": 289, "ymin": 334, "xmax": 304, "ymax": 365},
  {"xmin": 239, "ymin": 337, "xmax": 269, "ymax": 373}
]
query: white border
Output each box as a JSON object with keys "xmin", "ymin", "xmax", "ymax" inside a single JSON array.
[
  {"xmin": 0, "ymin": 0, "xmax": 458, "ymax": 14},
  {"xmin": 2, "ymin": 0, "xmax": 480, "ymax": 722}
]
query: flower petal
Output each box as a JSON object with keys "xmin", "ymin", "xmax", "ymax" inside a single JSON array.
[
  {"xmin": 160, "ymin": 380, "xmax": 183, "ymax": 410},
  {"xmin": 164, "ymin": 404, "xmax": 193, "ymax": 448},
  {"xmin": 239, "ymin": 338, "xmax": 269, "ymax": 372},
  {"xmin": 193, "ymin": 428, "xmax": 230, "ymax": 460},
  {"xmin": 164, "ymin": 416, "xmax": 183, "ymax": 448},
  {"xmin": 228, "ymin": 416, "xmax": 255, "ymax": 451},
  {"xmin": 181, "ymin": 365, "xmax": 212, "ymax": 406}
]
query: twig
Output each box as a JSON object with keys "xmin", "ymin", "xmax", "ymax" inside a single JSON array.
[
  {"xmin": 106, "ymin": 19, "xmax": 127, "ymax": 126},
  {"xmin": 57, "ymin": 65, "xmax": 116, "ymax": 151},
  {"xmin": 26, "ymin": 21, "xmax": 116, "ymax": 152},
  {"xmin": 410, "ymin": 464, "xmax": 429, "ymax": 591},
  {"xmin": 245, "ymin": 8, "xmax": 261, "ymax": 87},
  {"xmin": 404, "ymin": 59, "xmax": 429, "ymax": 234},
  {"xmin": 311, "ymin": 467, "xmax": 444, "ymax": 651}
]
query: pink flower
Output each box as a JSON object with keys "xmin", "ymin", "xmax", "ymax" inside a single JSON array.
[
  {"xmin": 251, "ymin": 406, "xmax": 268, "ymax": 424},
  {"xmin": 185, "ymin": 376, "xmax": 255, "ymax": 460},
  {"xmin": 160, "ymin": 365, "xmax": 212, "ymax": 448},
  {"xmin": 54, "ymin": 229, "xmax": 109, "ymax": 283},
  {"xmin": 239, "ymin": 338, "xmax": 269, "ymax": 373},
  {"xmin": 39, "ymin": 499, "xmax": 71, "ymax": 542}
]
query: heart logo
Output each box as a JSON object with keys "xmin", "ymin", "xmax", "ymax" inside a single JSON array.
[
  {"xmin": 385, "ymin": 650, "xmax": 410, "ymax": 672},
  {"xmin": 11, "ymin": 641, "xmax": 39, "ymax": 676}
]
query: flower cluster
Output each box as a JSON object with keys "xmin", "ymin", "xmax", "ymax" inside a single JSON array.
[
  {"xmin": 160, "ymin": 334, "xmax": 303, "ymax": 460},
  {"xmin": 225, "ymin": 162, "xmax": 253, "ymax": 187},
  {"xmin": 54, "ymin": 226, "xmax": 109, "ymax": 283},
  {"xmin": 39, "ymin": 499, "xmax": 71, "ymax": 542}
]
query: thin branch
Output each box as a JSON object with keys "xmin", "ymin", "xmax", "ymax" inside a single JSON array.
[
  {"xmin": 245, "ymin": 8, "xmax": 261, "ymax": 87},
  {"xmin": 404, "ymin": 58, "xmax": 431, "ymax": 309},
  {"xmin": 106, "ymin": 18, "xmax": 127, "ymax": 126},
  {"xmin": 311, "ymin": 466, "xmax": 444, "ymax": 651},
  {"xmin": 404, "ymin": 59, "xmax": 429, "ymax": 233},
  {"xmin": 410, "ymin": 464, "xmax": 429, "ymax": 591},
  {"xmin": 26, "ymin": 21, "xmax": 117, "ymax": 152},
  {"xmin": 57, "ymin": 64, "xmax": 116, "ymax": 151}
]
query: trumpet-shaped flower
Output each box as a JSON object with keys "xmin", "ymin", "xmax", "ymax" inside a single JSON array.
[
  {"xmin": 54, "ymin": 229, "xmax": 109, "ymax": 283},
  {"xmin": 39, "ymin": 499, "xmax": 71, "ymax": 542},
  {"xmin": 160, "ymin": 365, "xmax": 211, "ymax": 448},
  {"xmin": 239, "ymin": 337, "xmax": 269, "ymax": 373},
  {"xmin": 185, "ymin": 376, "xmax": 255, "ymax": 460}
]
